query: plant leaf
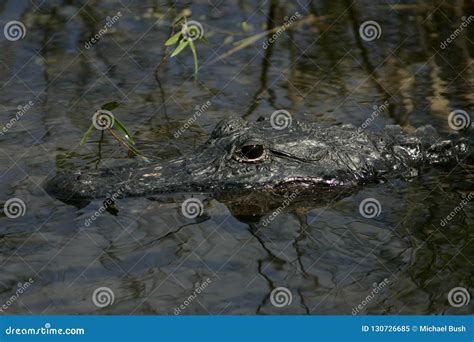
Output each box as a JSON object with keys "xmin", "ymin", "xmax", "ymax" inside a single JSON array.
[
  {"xmin": 101, "ymin": 101, "xmax": 120, "ymax": 111},
  {"xmin": 113, "ymin": 117, "xmax": 135, "ymax": 144},
  {"xmin": 165, "ymin": 31, "xmax": 182, "ymax": 46},
  {"xmin": 170, "ymin": 39, "xmax": 189, "ymax": 57},
  {"xmin": 126, "ymin": 143, "xmax": 143, "ymax": 157},
  {"xmin": 80, "ymin": 124, "xmax": 95, "ymax": 145},
  {"xmin": 188, "ymin": 39, "xmax": 199, "ymax": 81},
  {"xmin": 107, "ymin": 127, "xmax": 144, "ymax": 158}
]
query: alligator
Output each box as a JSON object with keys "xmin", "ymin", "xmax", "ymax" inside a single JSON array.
[{"xmin": 47, "ymin": 117, "xmax": 470, "ymax": 202}]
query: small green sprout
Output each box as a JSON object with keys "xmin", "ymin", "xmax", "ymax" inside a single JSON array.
[
  {"xmin": 165, "ymin": 19, "xmax": 204, "ymax": 81},
  {"xmin": 80, "ymin": 102, "xmax": 143, "ymax": 157}
]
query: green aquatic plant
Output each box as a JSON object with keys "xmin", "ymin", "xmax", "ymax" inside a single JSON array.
[
  {"xmin": 80, "ymin": 101, "xmax": 142, "ymax": 157},
  {"xmin": 165, "ymin": 18, "xmax": 204, "ymax": 81}
]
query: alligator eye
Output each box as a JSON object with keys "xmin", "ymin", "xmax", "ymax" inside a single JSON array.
[{"xmin": 240, "ymin": 144, "xmax": 265, "ymax": 161}]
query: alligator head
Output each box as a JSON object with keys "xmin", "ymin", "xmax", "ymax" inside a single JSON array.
[{"xmin": 47, "ymin": 117, "xmax": 469, "ymax": 202}]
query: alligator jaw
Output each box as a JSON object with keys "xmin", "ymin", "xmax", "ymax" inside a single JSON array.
[{"xmin": 274, "ymin": 177, "xmax": 354, "ymax": 189}]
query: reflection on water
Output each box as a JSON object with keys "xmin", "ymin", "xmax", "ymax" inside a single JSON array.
[{"xmin": 0, "ymin": 0, "xmax": 473, "ymax": 314}]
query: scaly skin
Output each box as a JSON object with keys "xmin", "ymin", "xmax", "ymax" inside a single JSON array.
[{"xmin": 47, "ymin": 117, "xmax": 469, "ymax": 201}]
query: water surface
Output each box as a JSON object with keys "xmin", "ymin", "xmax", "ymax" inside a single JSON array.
[{"xmin": 0, "ymin": 0, "xmax": 473, "ymax": 314}]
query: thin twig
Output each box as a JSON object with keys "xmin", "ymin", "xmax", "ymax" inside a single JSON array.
[
  {"xmin": 209, "ymin": 14, "xmax": 332, "ymax": 65},
  {"xmin": 106, "ymin": 127, "xmax": 141, "ymax": 157}
]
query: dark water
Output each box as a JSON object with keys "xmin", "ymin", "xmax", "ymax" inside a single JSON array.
[{"xmin": 0, "ymin": 0, "xmax": 473, "ymax": 315}]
